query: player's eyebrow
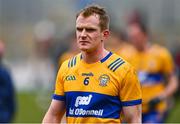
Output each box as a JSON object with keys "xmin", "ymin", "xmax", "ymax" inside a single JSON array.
[
  {"xmin": 76, "ymin": 27, "xmax": 83, "ymax": 31},
  {"xmin": 76, "ymin": 27, "xmax": 97, "ymax": 32},
  {"xmin": 85, "ymin": 27, "xmax": 97, "ymax": 32}
]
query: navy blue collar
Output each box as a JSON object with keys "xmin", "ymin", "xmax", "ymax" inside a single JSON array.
[
  {"xmin": 100, "ymin": 51, "xmax": 113, "ymax": 63},
  {"xmin": 80, "ymin": 51, "xmax": 113, "ymax": 63}
]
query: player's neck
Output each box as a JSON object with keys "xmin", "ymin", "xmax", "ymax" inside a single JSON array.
[
  {"xmin": 137, "ymin": 40, "xmax": 151, "ymax": 52},
  {"xmin": 81, "ymin": 48, "xmax": 109, "ymax": 64}
]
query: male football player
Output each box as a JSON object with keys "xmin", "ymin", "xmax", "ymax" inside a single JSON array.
[{"xmin": 43, "ymin": 5, "xmax": 142, "ymax": 123}]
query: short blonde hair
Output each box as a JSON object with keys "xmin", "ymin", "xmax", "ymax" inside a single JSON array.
[{"xmin": 76, "ymin": 5, "xmax": 109, "ymax": 31}]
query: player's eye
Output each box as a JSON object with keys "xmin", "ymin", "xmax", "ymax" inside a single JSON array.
[
  {"xmin": 86, "ymin": 28, "xmax": 96, "ymax": 32},
  {"xmin": 76, "ymin": 27, "xmax": 83, "ymax": 32}
]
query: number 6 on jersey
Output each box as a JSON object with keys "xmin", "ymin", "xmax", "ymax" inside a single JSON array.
[{"xmin": 84, "ymin": 77, "xmax": 90, "ymax": 85}]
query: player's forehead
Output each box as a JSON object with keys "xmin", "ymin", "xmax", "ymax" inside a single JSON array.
[
  {"xmin": 76, "ymin": 14, "xmax": 100, "ymax": 29},
  {"xmin": 128, "ymin": 24, "xmax": 142, "ymax": 33}
]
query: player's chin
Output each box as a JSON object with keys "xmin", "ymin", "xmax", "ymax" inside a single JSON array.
[
  {"xmin": 78, "ymin": 45, "xmax": 89, "ymax": 51},
  {"xmin": 79, "ymin": 47, "xmax": 89, "ymax": 52}
]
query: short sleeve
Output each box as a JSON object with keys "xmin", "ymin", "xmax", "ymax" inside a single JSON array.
[
  {"xmin": 120, "ymin": 67, "xmax": 142, "ymax": 106},
  {"xmin": 52, "ymin": 62, "xmax": 67, "ymax": 101}
]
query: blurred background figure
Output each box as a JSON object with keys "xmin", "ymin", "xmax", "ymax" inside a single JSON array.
[
  {"xmin": 126, "ymin": 10, "xmax": 178, "ymax": 123},
  {"xmin": 29, "ymin": 20, "xmax": 56, "ymax": 110},
  {"xmin": 107, "ymin": 26, "xmax": 136, "ymax": 63},
  {"xmin": 0, "ymin": 40, "xmax": 16, "ymax": 123},
  {"xmin": 57, "ymin": 31, "xmax": 80, "ymax": 68},
  {"xmin": 26, "ymin": 20, "xmax": 56, "ymax": 91},
  {"xmin": 106, "ymin": 26, "xmax": 127, "ymax": 52}
]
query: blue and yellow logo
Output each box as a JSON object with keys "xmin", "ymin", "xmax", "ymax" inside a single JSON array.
[{"xmin": 99, "ymin": 74, "xmax": 110, "ymax": 87}]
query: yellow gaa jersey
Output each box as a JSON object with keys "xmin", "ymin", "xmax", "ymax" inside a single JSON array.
[
  {"xmin": 53, "ymin": 52, "xmax": 142, "ymax": 123},
  {"xmin": 130, "ymin": 44, "xmax": 174, "ymax": 113}
]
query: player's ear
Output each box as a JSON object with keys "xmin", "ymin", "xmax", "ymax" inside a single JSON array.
[{"xmin": 103, "ymin": 30, "xmax": 110, "ymax": 38}]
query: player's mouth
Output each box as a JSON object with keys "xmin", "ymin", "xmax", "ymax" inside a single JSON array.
[{"xmin": 79, "ymin": 41, "xmax": 90, "ymax": 44}]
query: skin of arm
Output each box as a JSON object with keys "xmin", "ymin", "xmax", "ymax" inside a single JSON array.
[
  {"xmin": 159, "ymin": 72, "xmax": 178, "ymax": 100},
  {"xmin": 122, "ymin": 104, "xmax": 142, "ymax": 123},
  {"xmin": 42, "ymin": 100, "xmax": 65, "ymax": 123}
]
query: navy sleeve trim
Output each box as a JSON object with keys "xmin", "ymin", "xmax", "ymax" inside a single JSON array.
[
  {"xmin": 52, "ymin": 94, "xmax": 65, "ymax": 101},
  {"xmin": 122, "ymin": 99, "xmax": 142, "ymax": 106}
]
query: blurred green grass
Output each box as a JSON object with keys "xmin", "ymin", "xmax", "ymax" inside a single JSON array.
[
  {"xmin": 166, "ymin": 98, "xmax": 180, "ymax": 123},
  {"xmin": 13, "ymin": 91, "xmax": 51, "ymax": 123},
  {"xmin": 13, "ymin": 92, "xmax": 180, "ymax": 123}
]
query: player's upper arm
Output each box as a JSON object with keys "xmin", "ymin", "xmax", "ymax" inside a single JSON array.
[
  {"xmin": 49, "ymin": 99, "xmax": 65, "ymax": 115},
  {"xmin": 54, "ymin": 60, "xmax": 69, "ymax": 97},
  {"xmin": 122, "ymin": 104, "xmax": 142, "ymax": 123},
  {"xmin": 119, "ymin": 66, "xmax": 142, "ymax": 122},
  {"xmin": 42, "ymin": 99, "xmax": 65, "ymax": 123},
  {"xmin": 120, "ymin": 66, "xmax": 142, "ymax": 105}
]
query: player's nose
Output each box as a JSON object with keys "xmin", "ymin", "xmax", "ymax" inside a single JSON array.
[{"xmin": 80, "ymin": 29, "xmax": 87, "ymax": 38}]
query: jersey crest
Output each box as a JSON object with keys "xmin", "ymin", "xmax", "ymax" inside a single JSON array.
[{"xmin": 99, "ymin": 74, "xmax": 110, "ymax": 87}]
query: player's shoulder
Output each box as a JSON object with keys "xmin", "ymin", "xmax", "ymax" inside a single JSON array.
[
  {"xmin": 0, "ymin": 64, "xmax": 10, "ymax": 76},
  {"xmin": 61, "ymin": 53, "xmax": 81, "ymax": 69},
  {"xmin": 123, "ymin": 42, "xmax": 135, "ymax": 49},
  {"xmin": 106, "ymin": 52, "xmax": 132, "ymax": 73},
  {"xmin": 151, "ymin": 44, "xmax": 171, "ymax": 56},
  {"xmin": 151, "ymin": 44, "xmax": 168, "ymax": 52}
]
